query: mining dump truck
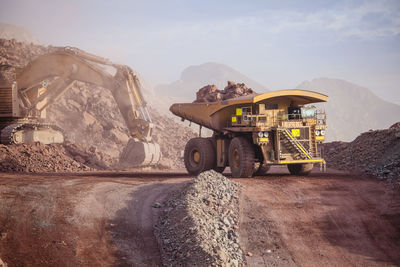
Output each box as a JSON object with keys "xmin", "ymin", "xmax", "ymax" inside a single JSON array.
[{"xmin": 170, "ymin": 90, "xmax": 328, "ymax": 177}]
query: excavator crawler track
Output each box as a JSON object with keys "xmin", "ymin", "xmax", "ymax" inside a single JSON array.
[{"xmin": 0, "ymin": 122, "xmax": 65, "ymax": 144}]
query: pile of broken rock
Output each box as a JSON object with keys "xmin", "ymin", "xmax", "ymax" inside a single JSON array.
[
  {"xmin": 0, "ymin": 142, "xmax": 114, "ymax": 172},
  {"xmin": 156, "ymin": 170, "xmax": 245, "ymax": 267},
  {"xmin": 322, "ymin": 123, "xmax": 400, "ymax": 182}
]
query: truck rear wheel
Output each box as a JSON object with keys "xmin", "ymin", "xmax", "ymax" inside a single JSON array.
[
  {"xmin": 287, "ymin": 163, "xmax": 313, "ymax": 175},
  {"xmin": 184, "ymin": 138, "xmax": 215, "ymax": 175},
  {"xmin": 229, "ymin": 137, "xmax": 255, "ymax": 178},
  {"xmin": 255, "ymin": 164, "xmax": 271, "ymax": 176}
]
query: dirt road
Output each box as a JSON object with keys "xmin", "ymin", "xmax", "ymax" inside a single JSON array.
[
  {"xmin": 0, "ymin": 168, "xmax": 399, "ymax": 266},
  {"xmin": 239, "ymin": 166, "xmax": 400, "ymax": 267},
  {"xmin": 0, "ymin": 172, "xmax": 190, "ymax": 266}
]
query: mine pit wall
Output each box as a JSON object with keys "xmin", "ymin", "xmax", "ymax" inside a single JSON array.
[{"xmin": 155, "ymin": 170, "xmax": 246, "ymax": 267}]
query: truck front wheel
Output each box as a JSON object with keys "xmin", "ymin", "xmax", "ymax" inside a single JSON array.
[
  {"xmin": 184, "ymin": 138, "xmax": 215, "ymax": 175},
  {"xmin": 229, "ymin": 137, "xmax": 255, "ymax": 178},
  {"xmin": 287, "ymin": 163, "xmax": 313, "ymax": 175}
]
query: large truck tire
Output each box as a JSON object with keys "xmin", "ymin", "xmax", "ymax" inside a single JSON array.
[
  {"xmin": 287, "ymin": 163, "xmax": 313, "ymax": 175},
  {"xmin": 255, "ymin": 164, "xmax": 271, "ymax": 176},
  {"xmin": 184, "ymin": 138, "xmax": 215, "ymax": 175},
  {"xmin": 228, "ymin": 137, "xmax": 255, "ymax": 178}
]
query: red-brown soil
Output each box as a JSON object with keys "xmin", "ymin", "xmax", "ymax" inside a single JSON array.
[
  {"xmin": 0, "ymin": 167, "xmax": 399, "ymax": 266},
  {"xmin": 238, "ymin": 166, "xmax": 400, "ymax": 266},
  {"xmin": 0, "ymin": 171, "xmax": 190, "ymax": 266}
]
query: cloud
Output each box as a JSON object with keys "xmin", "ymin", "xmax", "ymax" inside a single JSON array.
[
  {"xmin": 146, "ymin": 0, "xmax": 400, "ymax": 43},
  {"xmin": 323, "ymin": 1, "xmax": 400, "ymax": 40}
]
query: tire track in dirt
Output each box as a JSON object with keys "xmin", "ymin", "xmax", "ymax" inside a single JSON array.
[
  {"xmin": 0, "ymin": 172, "xmax": 190, "ymax": 266},
  {"xmin": 237, "ymin": 167, "xmax": 400, "ymax": 267},
  {"xmin": 108, "ymin": 180, "xmax": 188, "ymax": 266}
]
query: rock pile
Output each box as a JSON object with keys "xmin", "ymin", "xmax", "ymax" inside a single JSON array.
[
  {"xmin": 156, "ymin": 170, "xmax": 245, "ymax": 267},
  {"xmin": 322, "ymin": 126, "xmax": 400, "ymax": 182},
  {"xmin": 0, "ymin": 142, "xmax": 114, "ymax": 172},
  {"xmin": 0, "ymin": 38, "xmax": 196, "ymax": 169},
  {"xmin": 195, "ymin": 81, "xmax": 256, "ymax": 103}
]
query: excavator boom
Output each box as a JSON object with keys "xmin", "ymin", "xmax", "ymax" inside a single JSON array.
[{"xmin": 0, "ymin": 47, "xmax": 161, "ymax": 167}]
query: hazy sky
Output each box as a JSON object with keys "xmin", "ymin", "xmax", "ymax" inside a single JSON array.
[{"xmin": 1, "ymin": 0, "xmax": 400, "ymax": 104}]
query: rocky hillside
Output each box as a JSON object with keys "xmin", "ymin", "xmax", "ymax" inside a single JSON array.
[
  {"xmin": 155, "ymin": 62, "xmax": 268, "ymax": 101},
  {"xmin": 0, "ymin": 38, "xmax": 196, "ymax": 169},
  {"xmin": 0, "ymin": 23, "xmax": 40, "ymax": 45},
  {"xmin": 297, "ymin": 78, "xmax": 400, "ymax": 141}
]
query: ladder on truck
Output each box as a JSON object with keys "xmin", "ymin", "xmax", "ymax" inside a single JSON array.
[
  {"xmin": 309, "ymin": 125, "xmax": 318, "ymax": 157},
  {"xmin": 278, "ymin": 128, "xmax": 312, "ymax": 160}
]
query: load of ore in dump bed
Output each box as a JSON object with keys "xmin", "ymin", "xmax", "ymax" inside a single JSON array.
[
  {"xmin": 0, "ymin": 38, "xmax": 196, "ymax": 171},
  {"xmin": 194, "ymin": 81, "xmax": 257, "ymax": 103}
]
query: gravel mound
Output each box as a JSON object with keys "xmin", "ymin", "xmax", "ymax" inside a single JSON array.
[
  {"xmin": 0, "ymin": 38, "xmax": 196, "ymax": 169},
  {"xmin": 156, "ymin": 170, "xmax": 245, "ymax": 267},
  {"xmin": 322, "ymin": 127, "xmax": 400, "ymax": 182},
  {"xmin": 0, "ymin": 142, "xmax": 114, "ymax": 172},
  {"xmin": 194, "ymin": 81, "xmax": 256, "ymax": 103}
]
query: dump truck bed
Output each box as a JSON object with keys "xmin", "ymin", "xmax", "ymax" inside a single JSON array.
[{"xmin": 170, "ymin": 89, "xmax": 328, "ymax": 132}]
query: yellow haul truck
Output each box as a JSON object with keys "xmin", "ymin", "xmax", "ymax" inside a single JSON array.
[{"xmin": 170, "ymin": 90, "xmax": 328, "ymax": 177}]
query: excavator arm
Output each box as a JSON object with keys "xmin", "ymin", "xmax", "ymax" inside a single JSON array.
[{"xmin": 2, "ymin": 47, "xmax": 160, "ymax": 166}]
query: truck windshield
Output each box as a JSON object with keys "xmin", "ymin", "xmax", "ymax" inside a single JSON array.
[{"xmin": 301, "ymin": 107, "xmax": 316, "ymax": 118}]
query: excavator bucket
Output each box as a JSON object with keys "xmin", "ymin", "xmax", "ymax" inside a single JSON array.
[{"xmin": 119, "ymin": 138, "xmax": 161, "ymax": 167}]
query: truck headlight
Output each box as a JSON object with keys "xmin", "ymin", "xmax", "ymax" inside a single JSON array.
[
  {"xmin": 320, "ymin": 130, "xmax": 325, "ymax": 136},
  {"xmin": 263, "ymin": 131, "xmax": 269, "ymax": 137},
  {"xmin": 315, "ymin": 130, "xmax": 320, "ymax": 136},
  {"xmin": 258, "ymin": 132, "xmax": 263, "ymax": 138}
]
